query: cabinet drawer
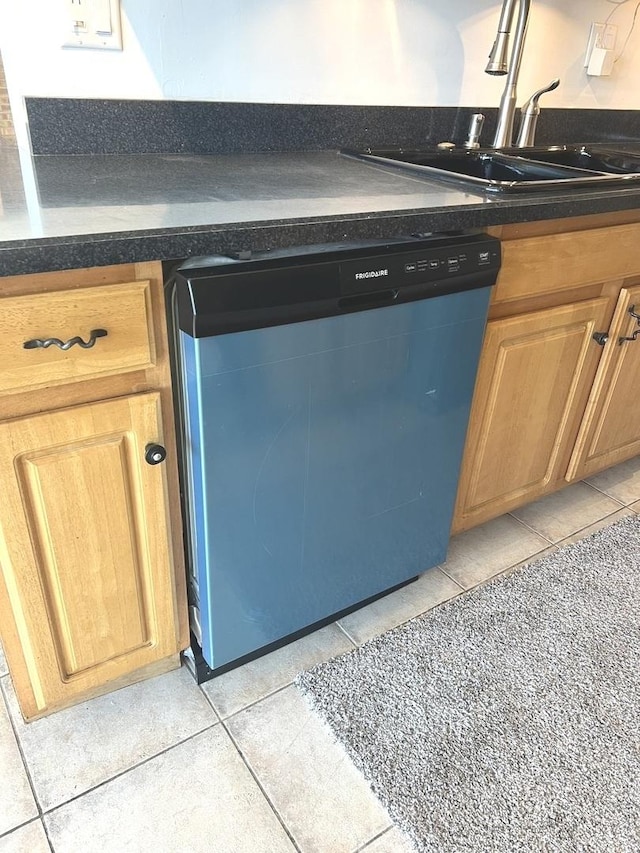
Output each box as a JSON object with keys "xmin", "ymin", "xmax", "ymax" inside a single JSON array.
[
  {"xmin": 0, "ymin": 281, "xmax": 155, "ymax": 395},
  {"xmin": 492, "ymin": 222, "xmax": 640, "ymax": 304}
]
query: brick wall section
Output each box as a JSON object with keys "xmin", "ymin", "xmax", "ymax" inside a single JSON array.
[{"xmin": 0, "ymin": 52, "xmax": 16, "ymax": 141}]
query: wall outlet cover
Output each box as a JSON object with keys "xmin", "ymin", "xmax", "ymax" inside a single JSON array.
[{"xmin": 62, "ymin": 0, "xmax": 122, "ymax": 50}]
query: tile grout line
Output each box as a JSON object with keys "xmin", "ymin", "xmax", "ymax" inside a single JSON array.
[
  {"xmin": 581, "ymin": 479, "xmax": 637, "ymax": 506},
  {"xmin": 204, "ymin": 591, "xmax": 481, "ymax": 723},
  {"xmin": 440, "ymin": 540, "xmax": 554, "ymax": 593},
  {"xmin": 29, "ymin": 720, "xmax": 220, "ymax": 819},
  {"xmin": 335, "ymin": 620, "xmax": 359, "ymax": 647},
  {"xmin": 0, "ymin": 816, "xmax": 45, "ymax": 844},
  {"xmin": 579, "ymin": 480, "xmax": 627, "ymax": 509},
  {"xmin": 505, "ymin": 512, "xmax": 557, "ymax": 546},
  {"xmin": 209, "ymin": 681, "xmax": 294, "ymax": 723},
  {"xmin": 196, "ymin": 629, "xmax": 360, "ymax": 720},
  {"xmin": 221, "ymin": 717, "xmax": 302, "ymax": 853},
  {"xmin": 509, "ymin": 505, "xmax": 634, "ymax": 549},
  {"xmin": 348, "ymin": 587, "xmax": 472, "ymax": 644},
  {"xmin": 436, "ymin": 564, "xmax": 467, "ymax": 592},
  {"xmin": 198, "ymin": 654, "xmax": 394, "ymax": 851},
  {"xmin": 447, "ymin": 484, "xmax": 638, "ymax": 593},
  {"xmin": 0, "ymin": 676, "xmax": 46, "ymax": 822},
  {"xmin": 351, "ymin": 825, "xmax": 396, "ymax": 852},
  {"xmin": 196, "ymin": 682, "xmax": 222, "ymax": 722},
  {"xmin": 581, "ymin": 480, "xmax": 640, "ymax": 511},
  {"xmin": 438, "ymin": 563, "xmax": 477, "ymax": 591},
  {"xmin": 40, "ymin": 817, "xmax": 55, "ymax": 853},
  {"xmin": 427, "ymin": 585, "xmax": 468, "ymax": 612},
  {"xmin": 338, "ymin": 570, "xmax": 471, "ymax": 647},
  {"xmin": 2, "ymin": 671, "xmax": 386, "ymax": 852},
  {"xmin": 549, "ymin": 507, "xmax": 636, "ymax": 550}
]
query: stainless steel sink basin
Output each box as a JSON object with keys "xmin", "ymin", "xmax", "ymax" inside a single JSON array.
[{"xmin": 344, "ymin": 145, "xmax": 640, "ymax": 194}]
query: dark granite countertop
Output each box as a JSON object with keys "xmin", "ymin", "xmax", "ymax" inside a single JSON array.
[{"xmin": 3, "ymin": 143, "xmax": 640, "ymax": 277}]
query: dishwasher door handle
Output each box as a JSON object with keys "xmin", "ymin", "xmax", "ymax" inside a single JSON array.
[{"xmin": 338, "ymin": 289, "xmax": 399, "ymax": 311}]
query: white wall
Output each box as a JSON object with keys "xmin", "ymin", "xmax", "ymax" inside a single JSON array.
[{"xmin": 1, "ymin": 0, "xmax": 640, "ymax": 149}]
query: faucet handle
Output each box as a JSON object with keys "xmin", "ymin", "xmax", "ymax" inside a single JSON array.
[
  {"xmin": 521, "ymin": 78, "xmax": 560, "ymax": 113},
  {"xmin": 516, "ymin": 78, "xmax": 560, "ymax": 147}
]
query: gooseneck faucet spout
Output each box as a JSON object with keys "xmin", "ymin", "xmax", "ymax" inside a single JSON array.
[{"xmin": 485, "ymin": 0, "xmax": 531, "ymax": 148}]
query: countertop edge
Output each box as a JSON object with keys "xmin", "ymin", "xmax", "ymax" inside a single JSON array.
[{"xmin": 4, "ymin": 190, "xmax": 640, "ymax": 277}]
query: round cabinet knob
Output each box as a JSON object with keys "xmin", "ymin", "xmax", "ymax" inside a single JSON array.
[{"xmin": 145, "ymin": 443, "xmax": 167, "ymax": 465}]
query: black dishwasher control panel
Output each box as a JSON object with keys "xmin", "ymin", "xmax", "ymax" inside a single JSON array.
[
  {"xmin": 338, "ymin": 234, "xmax": 500, "ymax": 295},
  {"xmin": 172, "ymin": 233, "xmax": 501, "ymax": 338}
]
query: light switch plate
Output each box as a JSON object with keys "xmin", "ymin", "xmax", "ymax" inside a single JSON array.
[{"xmin": 62, "ymin": 0, "xmax": 122, "ymax": 50}]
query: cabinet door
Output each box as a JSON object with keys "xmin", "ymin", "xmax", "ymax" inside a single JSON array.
[
  {"xmin": 453, "ymin": 298, "xmax": 610, "ymax": 533},
  {"xmin": 0, "ymin": 393, "xmax": 181, "ymax": 720},
  {"xmin": 567, "ymin": 284, "xmax": 640, "ymax": 481}
]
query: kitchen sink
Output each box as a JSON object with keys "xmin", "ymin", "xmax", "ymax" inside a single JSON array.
[
  {"xmin": 506, "ymin": 145, "xmax": 640, "ymax": 175},
  {"xmin": 343, "ymin": 145, "xmax": 640, "ymax": 194}
]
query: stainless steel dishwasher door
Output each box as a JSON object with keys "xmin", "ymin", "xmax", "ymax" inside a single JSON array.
[{"xmin": 170, "ymin": 235, "xmax": 500, "ymax": 676}]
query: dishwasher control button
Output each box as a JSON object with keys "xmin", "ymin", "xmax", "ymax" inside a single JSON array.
[
  {"xmin": 478, "ymin": 251, "xmax": 490, "ymax": 265},
  {"xmin": 404, "ymin": 262, "xmax": 417, "ymax": 273},
  {"xmin": 447, "ymin": 257, "xmax": 460, "ymax": 272},
  {"xmin": 429, "ymin": 259, "xmax": 440, "ymax": 270}
]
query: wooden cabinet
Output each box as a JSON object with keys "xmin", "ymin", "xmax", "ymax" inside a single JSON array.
[
  {"xmin": 453, "ymin": 299, "xmax": 610, "ymax": 532},
  {"xmin": 0, "ymin": 395, "xmax": 181, "ymax": 718},
  {"xmin": 0, "ymin": 263, "xmax": 188, "ymax": 720},
  {"xmin": 453, "ymin": 214, "xmax": 640, "ymax": 534},
  {"xmin": 568, "ymin": 284, "xmax": 640, "ymax": 481}
]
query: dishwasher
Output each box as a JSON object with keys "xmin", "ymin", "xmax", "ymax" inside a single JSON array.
[{"xmin": 168, "ymin": 233, "xmax": 501, "ymax": 681}]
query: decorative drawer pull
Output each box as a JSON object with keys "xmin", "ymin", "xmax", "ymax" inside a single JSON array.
[
  {"xmin": 23, "ymin": 329, "xmax": 108, "ymax": 351},
  {"xmin": 619, "ymin": 305, "xmax": 640, "ymax": 345},
  {"xmin": 628, "ymin": 306, "xmax": 640, "ymax": 322}
]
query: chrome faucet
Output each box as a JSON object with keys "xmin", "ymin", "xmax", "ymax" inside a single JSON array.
[{"xmin": 485, "ymin": 0, "xmax": 531, "ymax": 148}]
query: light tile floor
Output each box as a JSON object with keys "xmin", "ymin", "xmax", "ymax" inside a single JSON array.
[{"xmin": 2, "ymin": 456, "xmax": 640, "ymax": 852}]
